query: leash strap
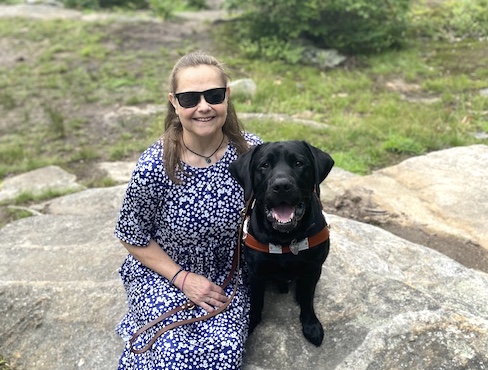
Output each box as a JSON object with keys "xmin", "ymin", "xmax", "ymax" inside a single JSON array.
[{"xmin": 129, "ymin": 196, "xmax": 254, "ymax": 354}]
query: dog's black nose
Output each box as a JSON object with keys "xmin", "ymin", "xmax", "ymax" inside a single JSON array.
[{"xmin": 271, "ymin": 178, "xmax": 293, "ymax": 193}]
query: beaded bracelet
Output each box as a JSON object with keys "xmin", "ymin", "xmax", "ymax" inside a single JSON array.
[
  {"xmin": 170, "ymin": 267, "xmax": 184, "ymax": 286},
  {"xmin": 181, "ymin": 271, "xmax": 191, "ymax": 292}
]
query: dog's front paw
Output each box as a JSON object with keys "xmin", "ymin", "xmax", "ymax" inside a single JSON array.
[{"xmin": 301, "ymin": 316, "xmax": 324, "ymax": 346}]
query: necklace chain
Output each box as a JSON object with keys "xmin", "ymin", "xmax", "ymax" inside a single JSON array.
[{"xmin": 182, "ymin": 134, "xmax": 225, "ymax": 164}]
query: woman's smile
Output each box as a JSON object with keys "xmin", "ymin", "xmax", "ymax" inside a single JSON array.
[{"xmin": 193, "ymin": 116, "xmax": 215, "ymax": 122}]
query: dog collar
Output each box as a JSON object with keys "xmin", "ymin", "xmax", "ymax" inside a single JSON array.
[{"xmin": 243, "ymin": 212, "xmax": 330, "ymax": 255}]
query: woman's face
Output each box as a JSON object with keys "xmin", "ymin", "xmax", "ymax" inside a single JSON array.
[{"xmin": 169, "ymin": 65, "xmax": 229, "ymax": 139}]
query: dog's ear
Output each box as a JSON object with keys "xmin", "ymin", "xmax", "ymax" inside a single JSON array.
[
  {"xmin": 229, "ymin": 145, "xmax": 261, "ymax": 201},
  {"xmin": 303, "ymin": 141, "xmax": 334, "ymax": 189}
]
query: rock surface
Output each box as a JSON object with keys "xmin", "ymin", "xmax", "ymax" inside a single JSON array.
[
  {"xmin": 229, "ymin": 79, "xmax": 257, "ymax": 99},
  {"xmin": 1, "ymin": 145, "xmax": 488, "ymax": 370},
  {"xmin": 0, "ymin": 165, "xmax": 85, "ymax": 202},
  {"xmin": 0, "ymin": 187, "xmax": 126, "ymax": 369},
  {"xmin": 323, "ymin": 145, "xmax": 488, "ymax": 251}
]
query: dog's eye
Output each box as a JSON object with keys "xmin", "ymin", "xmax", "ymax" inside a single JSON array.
[
  {"xmin": 259, "ymin": 162, "xmax": 270, "ymax": 169},
  {"xmin": 295, "ymin": 161, "xmax": 304, "ymax": 167}
]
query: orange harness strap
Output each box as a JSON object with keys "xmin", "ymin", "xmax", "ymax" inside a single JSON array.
[{"xmin": 244, "ymin": 221, "xmax": 329, "ymax": 255}]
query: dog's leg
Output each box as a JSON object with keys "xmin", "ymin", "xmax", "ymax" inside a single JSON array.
[
  {"xmin": 248, "ymin": 277, "xmax": 267, "ymax": 334},
  {"xmin": 275, "ymin": 279, "xmax": 289, "ymax": 294},
  {"xmin": 296, "ymin": 270, "xmax": 324, "ymax": 346}
]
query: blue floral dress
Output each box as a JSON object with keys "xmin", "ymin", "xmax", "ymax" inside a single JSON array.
[{"xmin": 114, "ymin": 133, "xmax": 262, "ymax": 370}]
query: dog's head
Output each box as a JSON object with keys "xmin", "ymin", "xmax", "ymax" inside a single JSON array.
[{"xmin": 229, "ymin": 141, "xmax": 334, "ymax": 233}]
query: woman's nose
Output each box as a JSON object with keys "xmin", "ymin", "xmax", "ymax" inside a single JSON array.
[{"xmin": 196, "ymin": 95, "xmax": 211, "ymax": 110}]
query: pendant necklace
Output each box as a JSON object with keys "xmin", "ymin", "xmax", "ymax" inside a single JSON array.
[{"xmin": 182, "ymin": 134, "xmax": 225, "ymax": 164}]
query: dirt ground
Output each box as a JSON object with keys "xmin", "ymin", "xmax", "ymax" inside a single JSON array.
[
  {"xmin": 381, "ymin": 222, "xmax": 488, "ymax": 273},
  {"xmin": 1, "ymin": 4, "xmax": 487, "ymax": 275},
  {"xmin": 323, "ymin": 194, "xmax": 488, "ymax": 274}
]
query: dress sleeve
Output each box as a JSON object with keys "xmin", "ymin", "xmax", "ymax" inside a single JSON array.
[
  {"xmin": 243, "ymin": 131, "xmax": 263, "ymax": 146},
  {"xmin": 114, "ymin": 144, "xmax": 165, "ymax": 247}
]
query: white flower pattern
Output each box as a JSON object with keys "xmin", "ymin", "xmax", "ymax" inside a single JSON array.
[{"xmin": 115, "ymin": 132, "xmax": 262, "ymax": 369}]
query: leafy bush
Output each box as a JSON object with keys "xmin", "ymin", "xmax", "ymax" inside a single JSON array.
[
  {"xmin": 146, "ymin": 0, "xmax": 175, "ymax": 18},
  {"xmin": 239, "ymin": 36, "xmax": 304, "ymax": 65},
  {"xmin": 224, "ymin": 0, "xmax": 411, "ymax": 56},
  {"xmin": 99, "ymin": 0, "xmax": 149, "ymax": 8},
  {"xmin": 61, "ymin": 0, "xmax": 148, "ymax": 10},
  {"xmin": 410, "ymin": 0, "xmax": 488, "ymax": 40},
  {"xmin": 62, "ymin": 0, "xmax": 101, "ymax": 10}
]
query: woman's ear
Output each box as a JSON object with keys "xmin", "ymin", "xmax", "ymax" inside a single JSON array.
[{"xmin": 169, "ymin": 92, "xmax": 177, "ymax": 110}]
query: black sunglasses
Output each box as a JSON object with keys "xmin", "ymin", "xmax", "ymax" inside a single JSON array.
[{"xmin": 174, "ymin": 87, "xmax": 227, "ymax": 108}]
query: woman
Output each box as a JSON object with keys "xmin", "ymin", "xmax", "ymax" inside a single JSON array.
[{"xmin": 114, "ymin": 51, "xmax": 262, "ymax": 369}]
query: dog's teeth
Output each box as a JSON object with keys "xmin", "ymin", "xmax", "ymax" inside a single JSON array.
[{"xmin": 278, "ymin": 218, "xmax": 292, "ymax": 224}]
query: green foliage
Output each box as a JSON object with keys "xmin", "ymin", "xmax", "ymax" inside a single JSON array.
[
  {"xmin": 0, "ymin": 354, "xmax": 13, "ymax": 370},
  {"xmin": 86, "ymin": 176, "xmax": 117, "ymax": 188},
  {"xmin": 8, "ymin": 188, "xmax": 78, "ymax": 206},
  {"xmin": 0, "ymin": 92, "xmax": 16, "ymax": 110},
  {"xmin": 0, "ymin": 140, "xmax": 27, "ymax": 166},
  {"xmin": 239, "ymin": 36, "xmax": 304, "ymax": 65},
  {"xmin": 5, "ymin": 207, "xmax": 33, "ymax": 221},
  {"xmin": 307, "ymin": 0, "xmax": 411, "ymax": 53},
  {"xmin": 0, "ymin": 137, "xmax": 56, "ymax": 179},
  {"xmin": 0, "ymin": 6, "xmax": 486, "ymax": 180},
  {"xmin": 62, "ymin": 0, "xmax": 101, "ymax": 10},
  {"xmin": 61, "ymin": 0, "xmax": 149, "ymax": 10},
  {"xmin": 328, "ymin": 151, "xmax": 370, "ymax": 174},
  {"xmin": 224, "ymin": 0, "xmax": 411, "ymax": 58},
  {"xmin": 147, "ymin": 0, "xmax": 177, "ymax": 19},
  {"xmin": 410, "ymin": 0, "xmax": 488, "ymax": 40},
  {"xmin": 186, "ymin": 0, "xmax": 208, "ymax": 9},
  {"xmin": 99, "ymin": 0, "xmax": 149, "ymax": 8},
  {"xmin": 382, "ymin": 134, "xmax": 426, "ymax": 155},
  {"xmin": 59, "ymin": 0, "xmax": 208, "ymax": 16},
  {"xmin": 43, "ymin": 105, "xmax": 66, "ymax": 139}
]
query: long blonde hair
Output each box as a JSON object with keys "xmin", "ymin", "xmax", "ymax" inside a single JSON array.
[{"xmin": 163, "ymin": 51, "xmax": 249, "ymax": 184}]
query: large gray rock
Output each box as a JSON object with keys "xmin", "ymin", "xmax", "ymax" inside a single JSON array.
[
  {"xmin": 244, "ymin": 216, "xmax": 488, "ymax": 369},
  {"xmin": 0, "ymin": 165, "xmax": 85, "ymax": 203},
  {"xmin": 1, "ymin": 146, "xmax": 488, "ymax": 369},
  {"xmin": 31, "ymin": 185, "xmax": 127, "ymax": 216},
  {"xmin": 0, "ymin": 185, "xmax": 127, "ymax": 369},
  {"xmin": 323, "ymin": 144, "xmax": 488, "ymax": 251},
  {"xmin": 97, "ymin": 162, "xmax": 136, "ymax": 184},
  {"xmin": 229, "ymin": 79, "xmax": 257, "ymax": 99}
]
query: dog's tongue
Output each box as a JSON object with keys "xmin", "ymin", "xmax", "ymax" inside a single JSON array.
[{"xmin": 271, "ymin": 204, "xmax": 295, "ymax": 222}]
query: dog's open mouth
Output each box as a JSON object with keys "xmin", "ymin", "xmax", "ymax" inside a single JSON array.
[{"xmin": 266, "ymin": 202, "xmax": 306, "ymax": 232}]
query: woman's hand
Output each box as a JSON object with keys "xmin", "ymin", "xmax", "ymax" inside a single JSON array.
[
  {"xmin": 177, "ymin": 272, "xmax": 228, "ymax": 313},
  {"xmin": 121, "ymin": 240, "xmax": 228, "ymax": 313}
]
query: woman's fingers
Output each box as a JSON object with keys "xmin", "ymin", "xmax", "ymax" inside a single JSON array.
[{"xmin": 182, "ymin": 273, "xmax": 228, "ymax": 312}]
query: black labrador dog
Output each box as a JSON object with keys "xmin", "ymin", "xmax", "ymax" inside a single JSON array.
[{"xmin": 229, "ymin": 140, "xmax": 334, "ymax": 346}]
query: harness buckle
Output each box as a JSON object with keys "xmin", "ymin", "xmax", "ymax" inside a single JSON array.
[{"xmin": 289, "ymin": 239, "xmax": 299, "ymax": 255}]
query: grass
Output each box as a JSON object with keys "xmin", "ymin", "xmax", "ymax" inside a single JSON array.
[
  {"xmin": 0, "ymin": 356, "xmax": 12, "ymax": 370},
  {"xmin": 6, "ymin": 188, "xmax": 80, "ymax": 206},
  {"xmin": 0, "ymin": 187, "xmax": 84, "ymax": 228},
  {"xmin": 0, "ymin": 17, "xmax": 169, "ymax": 177},
  {"xmin": 226, "ymin": 39, "xmax": 487, "ymax": 172},
  {"xmin": 0, "ymin": 15, "xmax": 486, "ymax": 181}
]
